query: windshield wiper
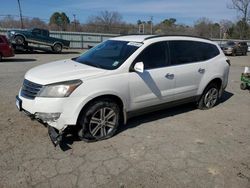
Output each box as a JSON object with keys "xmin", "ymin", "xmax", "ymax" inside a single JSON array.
[{"xmin": 79, "ymin": 61, "xmax": 105, "ymax": 69}]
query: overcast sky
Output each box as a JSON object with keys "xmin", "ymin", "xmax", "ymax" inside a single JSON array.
[{"xmin": 1, "ymin": 0, "xmax": 238, "ymax": 25}]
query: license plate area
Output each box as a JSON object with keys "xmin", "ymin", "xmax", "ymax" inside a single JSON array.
[{"xmin": 16, "ymin": 96, "xmax": 22, "ymax": 111}]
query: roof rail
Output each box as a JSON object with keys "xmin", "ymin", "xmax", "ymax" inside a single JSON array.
[
  {"xmin": 144, "ymin": 35, "xmax": 212, "ymax": 41},
  {"xmin": 113, "ymin": 34, "xmax": 153, "ymax": 37}
]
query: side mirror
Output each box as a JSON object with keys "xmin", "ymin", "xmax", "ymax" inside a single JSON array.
[{"xmin": 134, "ymin": 62, "xmax": 144, "ymax": 73}]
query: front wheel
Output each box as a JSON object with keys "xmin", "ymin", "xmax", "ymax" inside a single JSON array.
[
  {"xmin": 14, "ymin": 35, "xmax": 25, "ymax": 45},
  {"xmin": 198, "ymin": 84, "xmax": 219, "ymax": 110},
  {"xmin": 78, "ymin": 99, "xmax": 120, "ymax": 142}
]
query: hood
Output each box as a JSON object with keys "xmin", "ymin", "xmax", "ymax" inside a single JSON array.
[{"xmin": 25, "ymin": 59, "xmax": 108, "ymax": 85}]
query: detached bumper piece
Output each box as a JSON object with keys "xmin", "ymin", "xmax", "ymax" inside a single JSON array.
[{"xmin": 48, "ymin": 126, "xmax": 63, "ymax": 147}]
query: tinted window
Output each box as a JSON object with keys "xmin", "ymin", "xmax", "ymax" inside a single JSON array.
[
  {"xmin": 169, "ymin": 41, "xmax": 219, "ymax": 65},
  {"xmin": 239, "ymin": 42, "xmax": 247, "ymax": 46},
  {"xmin": 135, "ymin": 42, "xmax": 167, "ymax": 69},
  {"xmin": 74, "ymin": 40, "xmax": 140, "ymax": 70},
  {"xmin": 32, "ymin": 29, "xmax": 41, "ymax": 35}
]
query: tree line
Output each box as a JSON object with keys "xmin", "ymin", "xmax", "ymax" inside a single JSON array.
[{"xmin": 0, "ymin": 0, "xmax": 249, "ymax": 39}]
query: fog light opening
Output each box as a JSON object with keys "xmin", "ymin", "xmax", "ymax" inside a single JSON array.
[{"xmin": 35, "ymin": 112, "xmax": 61, "ymax": 122}]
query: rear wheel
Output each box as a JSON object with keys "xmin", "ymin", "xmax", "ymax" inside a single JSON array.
[
  {"xmin": 0, "ymin": 54, "xmax": 2, "ymax": 62},
  {"xmin": 52, "ymin": 43, "xmax": 62, "ymax": 53},
  {"xmin": 198, "ymin": 83, "xmax": 219, "ymax": 110},
  {"xmin": 14, "ymin": 35, "xmax": 25, "ymax": 45},
  {"xmin": 78, "ymin": 99, "xmax": 120, "ymax": 142}
]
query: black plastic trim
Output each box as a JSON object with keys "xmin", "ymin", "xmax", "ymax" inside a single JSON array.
[{"xmin": 127, "ymin": 96, "xmax": 199, "ymax": 119}]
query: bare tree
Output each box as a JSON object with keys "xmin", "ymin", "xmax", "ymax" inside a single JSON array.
[
  {"xmin": 87, "ymin": 11, "xmax": 124, "ymax": 33},
  {"xmin": 229, "ymin": 0, "xmax": 250, "ymax": 38},
  {"xmin": 230, "ymin": 0, "xmax": 250, "ymax": 21}
]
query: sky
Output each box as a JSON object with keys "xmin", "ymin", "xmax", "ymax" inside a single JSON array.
[{"xmin": 0, "ymin": 0, "xmax": 238, "ymax": 25}]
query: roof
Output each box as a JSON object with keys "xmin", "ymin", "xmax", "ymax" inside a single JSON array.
[{"xmin": 110, "ymin": 34, "xmax": 212, "ymax": 43}]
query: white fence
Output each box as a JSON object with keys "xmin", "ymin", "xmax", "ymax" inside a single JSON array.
[{"xmin": 1, "ymin": 28, "xmax": 250, "ymax": 49}]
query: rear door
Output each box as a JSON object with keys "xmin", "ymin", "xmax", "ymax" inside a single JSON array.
[
  {"xmin": 128, "ymin": 41, "xmax": 176, "ymax": 110},
  {"xmin": 168, "ymin": 40, "xmax": 219, "ymax": 100}
]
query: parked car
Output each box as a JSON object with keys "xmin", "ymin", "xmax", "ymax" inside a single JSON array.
[
  {"xmin": 221, "ymin": 41, "xmax": 248, "ymax": 56},
  {"xmin": 7, "ymin": 28, "xmax": 70, "ymax": 53},
  {"xmin": 16, "ymin": 35, "xmax": 230, "ymax": 146},
  {"xmin": 0, "ymin": 35, "xmax": 14, "ymax": 61}
]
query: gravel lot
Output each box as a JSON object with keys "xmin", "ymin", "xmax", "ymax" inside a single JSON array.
[{"xmin": 0, "ymin": 50, "xmax": 249, "ymax": 188}]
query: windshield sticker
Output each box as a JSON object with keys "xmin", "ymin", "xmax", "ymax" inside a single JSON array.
[
  {"xmin": 127, "ymin": 42, "xmax": 143, "ymax": 47},
  {"xmin": 113, "ymin": 61, "xmax": 119, "ymax": 66}
]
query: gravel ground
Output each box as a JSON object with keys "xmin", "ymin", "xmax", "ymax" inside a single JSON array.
[{"xmin": 0, "ymin": 50, "xmax": 249, "ymax": 188}]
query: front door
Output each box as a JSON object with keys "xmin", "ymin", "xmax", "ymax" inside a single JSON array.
[{"xmin": 128, "ymin": 41, "xmax": 176, "ymax": 111}]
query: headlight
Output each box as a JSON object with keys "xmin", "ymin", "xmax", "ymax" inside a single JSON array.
[
  {"xmin": 38, "ymin": 80, "xmax": 82, "ymax": 98},
  {"xmin": 10, "ymin": 31, "xmax": 15, "ymax": 35}
]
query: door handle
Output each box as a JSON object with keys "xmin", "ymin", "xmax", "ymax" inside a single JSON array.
[
  {"xmin": 165, "ymin": 73, "xmax": 174, "ymax": 79},
  {"xmin": 198, "ymin": 68, "xmax": 205, "ymax": 74}
]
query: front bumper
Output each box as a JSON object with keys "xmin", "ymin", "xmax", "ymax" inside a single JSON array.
[
  {"xmin": 16, "ymin": 90, "xmax": 85, "ymax": 130},
  {"xmin": 223, "ymin": 49, "xmax": 233, "ymax": 55},
  {"xmin": 16, "ymin": 95, "xmax": 63, "ymax": 146}
]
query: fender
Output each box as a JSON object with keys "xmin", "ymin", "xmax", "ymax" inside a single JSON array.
[{"xmin": 198, "ymin": 75, "xmax": 223, "ymax": 96}]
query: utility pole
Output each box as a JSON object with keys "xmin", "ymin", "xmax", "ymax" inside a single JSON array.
[
  {"xmin": 17, "ymin": 0, "xmax": 24, "ymax": 29},
  {"xmin": 150, "ymin": 16, "xmax": 153, "ymax": 34},
  {"xmin": 73, "ymin": 14, "xmax": 76, "ymax": 32}
]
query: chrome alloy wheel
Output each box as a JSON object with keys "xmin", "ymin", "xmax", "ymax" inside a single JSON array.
[
  {"xmin": 89, "ymin": 107, "xmax": 117, "ymax": 138},
  {"xmin": 204, "ymin": 88, "xmax": 218, "ymax": 108}
]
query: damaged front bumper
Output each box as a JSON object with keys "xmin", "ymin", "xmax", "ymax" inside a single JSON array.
[{"xmin": 16, "ymin": 95, "xmax": 64, "ymax": 146}]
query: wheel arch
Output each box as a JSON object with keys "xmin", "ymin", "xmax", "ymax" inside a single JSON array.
[
  {"xmin": 52, "ymin": 41, "xmax": 63, "ymax": 47},
  {"xmin": 14, "ymin": 34, "xmax": 26, "ymax": 41},
  {"xmin": 199, "ymin": 77, "xmax": 223, "ymax": 98},
  {"xmin": 76, "ymin": 94, "xmax": 127, "ymax": 127}
]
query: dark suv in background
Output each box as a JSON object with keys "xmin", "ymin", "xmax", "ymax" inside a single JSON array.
[{"xmin": 221, "ymin": 41, "xmax": 248, "ymax": 56}]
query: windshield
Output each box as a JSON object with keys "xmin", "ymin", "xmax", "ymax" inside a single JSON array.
[{"xmin": 73, "ymin": 40, "xmax": 141, "ymax": 70}]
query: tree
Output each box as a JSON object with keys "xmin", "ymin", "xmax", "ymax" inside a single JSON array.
[
  {"xmin": 162, "ymin": 18, "xmax": 176, "ymax": 27},
  {"xmin": 229, "ymin": 0, "xmax": 250, "ymax": 39},
  {"xmin": 49, "ymin": 12, "xmax": 70, "ymax": 31},
  {"xmin": 194, "ymin": 17, "xmax": 213, "ymax": 38},
  {"xmin": 87, "ymin": 11, "xmax": 124, "ymax": 33}
]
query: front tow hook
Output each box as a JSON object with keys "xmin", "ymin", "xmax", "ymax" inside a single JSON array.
[{"xmin": 48, "ymin": 126, "xmax": 62, "ymax": 147}]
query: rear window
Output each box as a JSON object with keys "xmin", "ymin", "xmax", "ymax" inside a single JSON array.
[{"xmin": 169, "ymin": 41, "xmax": 220, "ymax": 65}]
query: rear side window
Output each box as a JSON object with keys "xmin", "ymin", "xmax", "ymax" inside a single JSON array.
[
  {"xmin": 134, "ymin": 42, "xmax": 168, "ymax": 69},
  {"xmin": 169, "ymin": 41, "xmax": 220, "ymax": 65}
]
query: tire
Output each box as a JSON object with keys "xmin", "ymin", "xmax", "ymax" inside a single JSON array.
[
  {"xmin": 0, "ymin": 54, "xmax": 2, "ymax": 62},
  {"xmin": 198, "ymin": 83, "xmax": 219, "ymax": 110},
  {"xmin": 78, "ymin": 99, "xmax": 120, "ymax": 142},
  {"xmin": 240, "ymin": 82, "xmax": 247, "ymax": 90},
  {"xmin": 52, "ymin": 43, "xmax": 62, "ymax": 53},
  {"xmin": 14, "ymin": 35, "xmax": 25, "ymax": 45}
]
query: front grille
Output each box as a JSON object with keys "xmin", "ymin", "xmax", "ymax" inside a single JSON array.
[{"xmin": 21, "ymin": 79, "xmax": 43, "ymax": 99}]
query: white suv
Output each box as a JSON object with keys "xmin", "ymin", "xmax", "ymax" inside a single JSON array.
[{"xmin": 16, "ymin": 35, "xmax": 230, "ymax": 145}]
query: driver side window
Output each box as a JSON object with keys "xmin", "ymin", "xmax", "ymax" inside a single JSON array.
[{"xmin": 134, "ymin": 42, "xmax": 168, "ymax": 70}]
